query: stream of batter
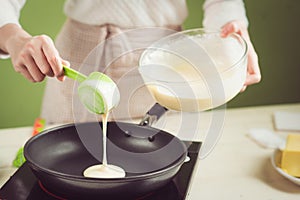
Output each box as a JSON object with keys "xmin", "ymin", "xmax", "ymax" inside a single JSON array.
[{"xmin": 83, "ymin": 113, "xmax": 126, "ymax": 178}]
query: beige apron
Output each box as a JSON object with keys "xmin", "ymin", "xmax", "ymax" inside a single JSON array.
[{"xmin": 40, "ymin": 19, "xmax": 181, "ymax": 125}]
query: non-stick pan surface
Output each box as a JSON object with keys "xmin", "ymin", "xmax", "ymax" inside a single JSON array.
[{"xmin": 24, "ymin": 121, "xmax": 187, "ymax": 199}]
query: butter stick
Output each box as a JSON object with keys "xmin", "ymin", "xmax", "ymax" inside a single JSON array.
[{"xmin": 281, "ymin": 134, "xmax": 300, "ymax": 177}]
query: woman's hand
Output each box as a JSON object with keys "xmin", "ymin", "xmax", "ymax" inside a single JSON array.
[
  {"xmin": 0, "ymin": 24, "xmax": 68, "ymax": 82},
  {"xmin": 221, "ymin": 20, "xmax": 261, "ymax": 91}
]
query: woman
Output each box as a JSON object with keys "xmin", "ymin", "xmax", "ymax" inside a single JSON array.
[{"xmin": 0, "ymin": 0, "xmax": 261, "ymax": 124}]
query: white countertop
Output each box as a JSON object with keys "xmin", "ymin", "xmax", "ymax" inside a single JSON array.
[{"xmin": 1, "ymin": 103, "xmax": 300, "ymax": 199}]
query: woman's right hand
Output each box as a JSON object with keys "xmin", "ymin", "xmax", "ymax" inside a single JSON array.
[{"xmin": 0, "ymin": 24, "xmax": 68, "ymax": 82}]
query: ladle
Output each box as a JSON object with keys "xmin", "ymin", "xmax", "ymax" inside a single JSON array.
[{"xmin": 63, "ymin": 66, "xmax": 120, "ymax": 114}]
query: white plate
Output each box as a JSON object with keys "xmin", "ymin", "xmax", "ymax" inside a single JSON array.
[{"xmin": 271, "ymin": 149, "xmax": 300, "ymax": 186}]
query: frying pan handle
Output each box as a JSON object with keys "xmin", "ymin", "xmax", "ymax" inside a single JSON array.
[{"xmin": 139, "ymin": 103, "xmax": 168, "ymax": 126}]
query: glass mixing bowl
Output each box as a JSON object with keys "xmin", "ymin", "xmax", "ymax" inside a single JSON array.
[{"xmin": 139, "ymin": 28, "xmax": 248, "ymax": 112}]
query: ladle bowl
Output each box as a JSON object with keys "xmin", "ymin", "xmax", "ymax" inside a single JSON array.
[{"xmin": 63, "ymin": 66, "xmax": 120, "ymax": 114}]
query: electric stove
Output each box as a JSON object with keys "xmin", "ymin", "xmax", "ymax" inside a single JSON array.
[{"xmin": 0, "ymin": 141, "xmax": 200, "ymax": 200}]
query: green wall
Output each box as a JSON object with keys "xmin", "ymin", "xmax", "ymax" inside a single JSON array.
[
  {"xmin": 0, "ymin": 0, "xmax": 65, "ymax": 128},
  {"xmin": 0, "ymin": 0, "xmax": 299, "ymax": 128}
]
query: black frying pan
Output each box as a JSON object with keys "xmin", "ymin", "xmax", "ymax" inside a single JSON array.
[{"xmin": 24, "ymin": 104, "xmax": 188, "ymax": 199}]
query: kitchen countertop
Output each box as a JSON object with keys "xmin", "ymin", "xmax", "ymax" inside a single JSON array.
[{"xmin": 1, "ymin": 103, "xmax": 300, "ymax": 199}]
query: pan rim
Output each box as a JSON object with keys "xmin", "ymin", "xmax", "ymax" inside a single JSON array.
[{"xmin": 24, "ymin": 122, "xmax": 188, "ymax": 182}]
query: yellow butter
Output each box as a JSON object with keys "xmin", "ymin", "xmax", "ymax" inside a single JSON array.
[{"xmin": 281, "ymin": 134, "xmax": 300, "ymax": 177}]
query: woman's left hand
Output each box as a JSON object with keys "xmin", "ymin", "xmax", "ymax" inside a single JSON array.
[{"xmin": 221, "ymin": 20, "xmax": 261, "ymax": 91}]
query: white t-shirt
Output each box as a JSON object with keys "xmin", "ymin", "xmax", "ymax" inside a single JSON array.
[
  {"xmin": 0, "ymin": 0, "xmax": 248, "ymax": 56},
  {"xmin": 0, "ymin": 0, "xmax": 248, "ymax": 28}
]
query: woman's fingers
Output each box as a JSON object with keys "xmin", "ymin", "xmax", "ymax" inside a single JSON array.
[
  {"xmin": 23, "ymin": 55, "xmax": 45, "ymax": 82},
  {"xmin": 221, "ymin": 21, "xmax": 243, "ymax": 37},
  {"xmin": 30, "ymin": 38, "xmax": 54, "ymax": 77},
  {"xmin": 244, "ymin": 40, "xmax": 261, "ymax": 85},
  {"xmin": 10, "ymin": 34, "xmax": 66, "ymax": 82},
  {"xmin": 15, "ymin": 65, "xmax": 35, "ymax": 82},
  {"xmin": 39, "ymin": 35, "xmax": 64, "ymax": 78},
  {"xmin": 57, "ymin": 59, "xmax": 70, "ymax": 81}
]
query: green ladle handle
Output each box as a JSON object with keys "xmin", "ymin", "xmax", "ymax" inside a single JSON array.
[{"xmin": 63, "ymin": 65, "xmax": 87, "ymax": 83}]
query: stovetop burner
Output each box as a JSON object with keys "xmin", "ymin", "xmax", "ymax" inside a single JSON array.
[{"xmin": 0, "ymin": 141, "xmax": 200, "ymax": 200}]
